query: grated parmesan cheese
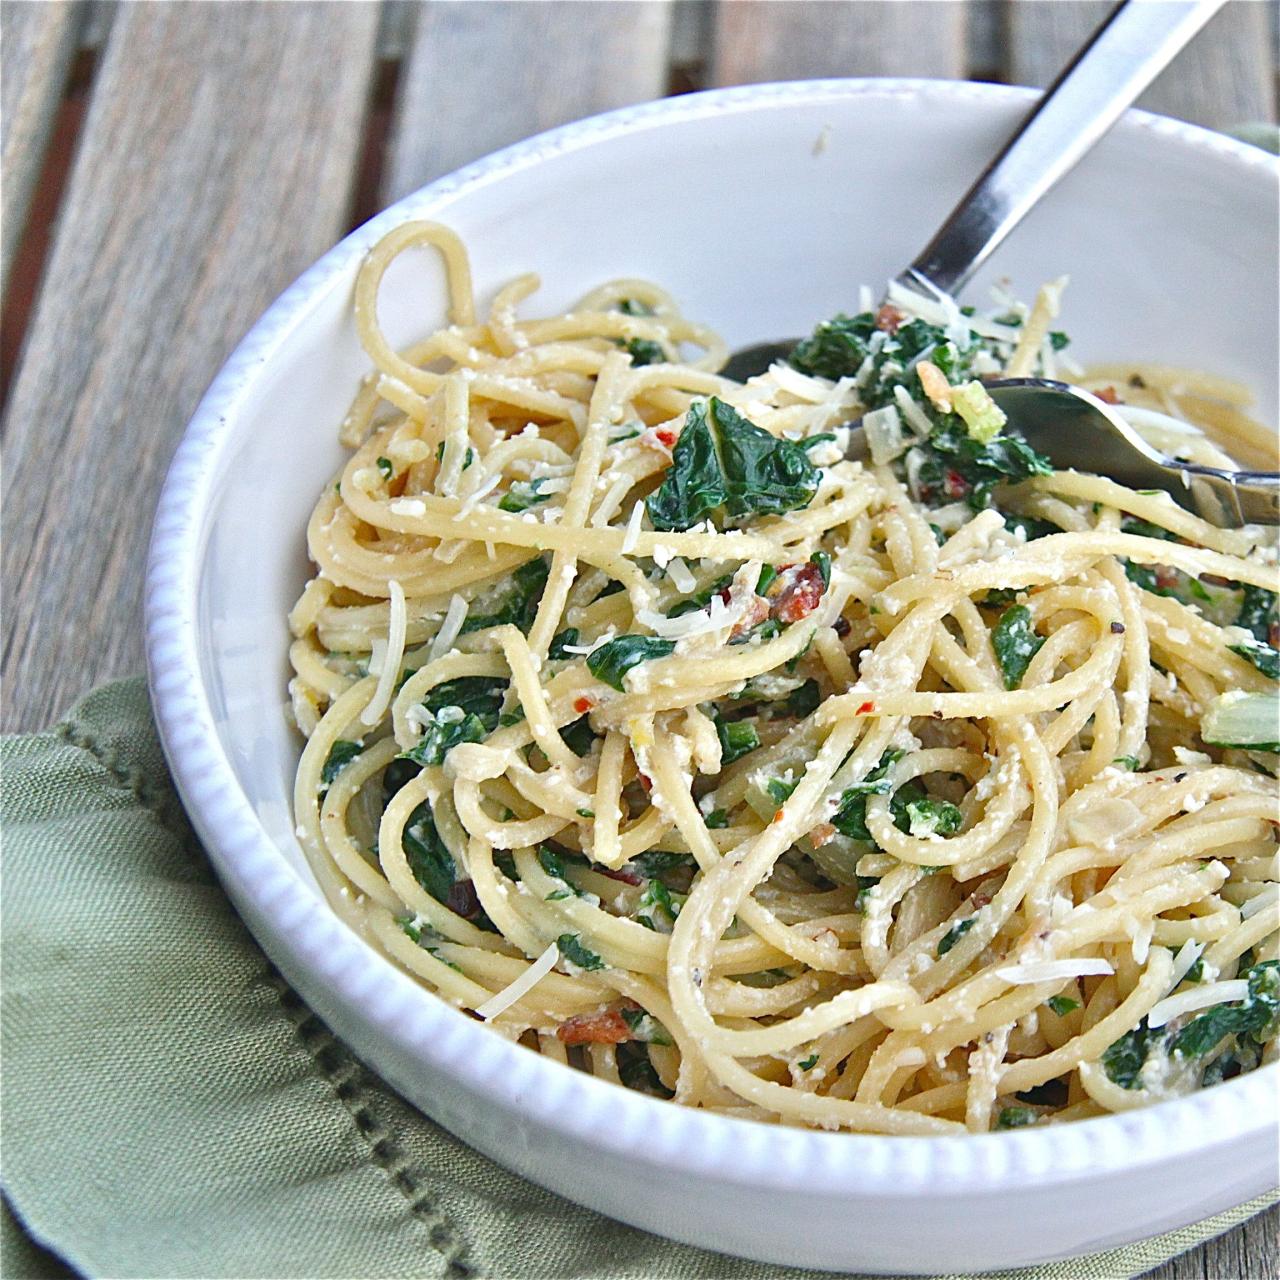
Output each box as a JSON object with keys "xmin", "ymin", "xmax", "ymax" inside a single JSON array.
[
  {"xmin": 996, "ymin": 958, "xmax": 1114, "ymax": 985},
  {"xmin": 1146, "ymin": 979, "xmax": 1251, "ymax": 1030},
  {"xmin": 474, "ymin": 942, "xmax": 562, "ymax": 1020},
  {"xmin": 428, "ymin": 593, "xmax": 468, "ymax": 662},
  {"xmin": 360, "ymin": 580, "xmax": 407, "ymax": 726}
]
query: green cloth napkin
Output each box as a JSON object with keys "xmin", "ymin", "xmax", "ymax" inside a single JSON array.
[{"xmin": 2, "ymin": 680, "xmax": 1275, "ymax": 1280}]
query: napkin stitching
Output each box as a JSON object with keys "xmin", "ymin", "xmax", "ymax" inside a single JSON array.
[
  {"xmin": 56, "ymin": 720, "xmax": 201, "ymax": 861},
  {"xmin": 270, "ymin": 975, "xmax": 478, "ymax": 1280}
]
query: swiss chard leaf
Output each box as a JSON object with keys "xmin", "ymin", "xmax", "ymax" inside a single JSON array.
[
  {"xmin": 993, "ymin": 605, "xmax": 1044, "ymax": 690},
  {"xmin": 402, "ymin": 711, "xmax": 488, "ymax": 767},
  {"xmin": 1230, "ymin": 639, "xmax": 1280, "ymax": 680},
  {"xmin": 645, "ymin": 397, "xmax": 819, "ymax": 531},
  {"xmin": 716, "ymin": 717, "xmax": 760, "ymax": 765},
  {"xmin": 461, "ymin": 556, "xmax": 549, "ymax": 635},
  {"xmin": 937, "ymin": 917, "xmax": 974, "ymax": 956},
  {"xmin": 586, "ymin": 634, "xmax": 676, "ymax": 691},
  {"xmin": 497, "ymin": 479, "xmax": 550, "ymax": 513},
  {"xmin": 623, "ymin": 337, "xmax": 666, "ymax": 366},
  {"xmin": 423, "ymin": 676, "xmax": 507, "ymax": 729},
  {"xmin": 557, "ymin": 933, "xmax": 607, "ymax": 971},
  {"xmin": 1172, "ymin": 961, "xmax": 1280, "ymax": 1059},
  {"xmin": 902, "ymin": 796, "xmax": 963, "ymax": 838},
  {"xmin": 830, "ymin": 750, "xmax": 903, "ymax": 840},
  {"xmin": 1237, "ymin": 584, "xmax": 1278, "ymax": 645},
  {"xmin": 321, "ymin": 739, "xmax": 364, "ymax": 786},
  {"xmin": 787, "ymin": 311, "xmax": 878, "ymax": 382},
  {"xmin": 403, "ymin": 802, "xmax": 456, "ymax": 903}
]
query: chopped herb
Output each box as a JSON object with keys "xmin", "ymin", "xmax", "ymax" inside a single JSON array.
[
  {"xmin": 376, "ymin": 456, "xmax": 394, "ymax": 481},
  {"xmin": 1112, "ymin": 755, "xmax": 1140, "ymax": 771},
  {"xmin": 993, "ymin": 605, "xmax": 1045, "ymax": 690},
  {"xmin": 545, "ymin": 889, "xmax": 573, "ymax": 901},
  {"xmin": 587, "ymin": 634, "xmax": 676, "ymax": 690},
  {"xmin": 645, "ymin": 397, "xmax": 819, "ymax": 531},
  {"xmin": 321, "ymin": 739, "xmax": 363, "ymax": 785},
  {"xmin": 620, "ymin": 1006, "xmax": 673, "ymax": 1046},
  {"xmin": 617, "ymin": 298, "xmax": 653, "ymax": 316},
  {"xmin": 937, "ymin": 917, "xmax": 975, "ymax": 956},
  {"xmin": 435, "ymin": 441, "xmax": 475, "ymax": 468},
  {"xmin": 797, "ymin": 1053, "xmax": 820, "ymax": 1071},
  {"xmin": 576, "ymin": 807, "xmax": 594, "ymax": 819},
  {"xmin": 704, "ymin": 809, "xmax": 729, "ymax": 829},
  {"xmin": 756, "ymin": 564, "xmax": 779, "ymax": 595},
  {"xmin": 1048, "ymin": 330, "xmax": 1070, "ymax": 351},
  {"xmin": 810, "ymin": 550, "xmax": 832, "ymax": 588},
  {"xmin": 1184, "ymin": 957, "xmax": 1205, "ymax": 984},
  {"xmin": 556, "ymin": 933, "xmax": 607, "ymax": 972},
  {"xmin": 637, "ymin": 877, "xmax": 683, "ymax": 929},
  {"xmin": 1046, "ymin": 995, "xmax": 1081, "ymax": 1017},
  {"xmin": 667, "ymin": 573, "xmax": 732, "ymax": 618}
]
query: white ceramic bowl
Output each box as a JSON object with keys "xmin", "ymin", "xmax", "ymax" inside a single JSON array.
[{"xmin": 146, "ymin": 80, "xmax": 1279, "ymax": 1274}]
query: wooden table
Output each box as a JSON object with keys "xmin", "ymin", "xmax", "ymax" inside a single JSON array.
[{"xmin": 1, "ymin": 2, "xmax": 1275, "ymax": 1275}]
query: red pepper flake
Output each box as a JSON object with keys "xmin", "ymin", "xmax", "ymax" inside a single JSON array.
[
  {"xmin": 573, "ymin": 696, "xmax": 594, "ymax": 714},
  {"xmin": 655, "ymin": 428, "xmax": 677, "ymax": 449},
  {"xmin": 943, "ymin": 469, "xmax": 969, "ymax": 500},
  {"xmin": 875, "ymin": 303, "xmax": 904, "ymax": 334},
  {"xmin": 772, "ymin": 810, "xmax": 786, "ymax": 824},
  {"xmin": 1094, "ymin": 386, "xmax": 1121, "ymax": 405},
  {"xmin": 556, "ymin": 1008, "xmax": 632, "ymax": 1046},
  {"xmin": 856, "ymin": 700, "xmax": 876, "ymax": 716}
]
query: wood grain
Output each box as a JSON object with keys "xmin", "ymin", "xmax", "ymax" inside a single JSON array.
[
  {"xmin": 383, "ymin": 0, "xmax": 674, "ymax": 202},
  {"xmin": 0, "ymin": 0, "xmax": 84, "ymax": 296},
  {"xmin": 0, "ymin": 1, "xmax": 381, "ymax": 731},
  {"xmin": 709, "ymin": 0, "xmax": 967, "ymax": 85},
  {"xmin": 1142, "ymin": 1202, "xmax": 1279, "ymax": 1280},
  {"xmin": 1006, "ymin": 0, "xmax": 1277, "ymax": 129}
]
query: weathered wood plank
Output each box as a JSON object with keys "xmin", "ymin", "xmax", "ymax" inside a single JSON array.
[
  {"xmin": 0, "ymin": 1, "xmax": 381, "ymax": 731},
  {"xmin": 384, "ymin": 0, "xmax": 674, "ymax": 203},
  {"xmin": 1142, "ymin": 1203, "xmax": 1279, "ymax": 1280},
  {"xmin": 0, "ymin": 0, "xmax": 84, "ymax": 296},
  {"xmin": 1006, "ymin": 0, "xmax": 1276, "ymax": 129},
  {"xmin": 709, "ymin": 0, "xmax": 967, "ymax": 85}
]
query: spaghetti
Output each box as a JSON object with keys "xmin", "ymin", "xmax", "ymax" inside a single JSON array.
[{"xmin": 290, "ymin": 221, "xmax": 1279, "ymax": 1134}]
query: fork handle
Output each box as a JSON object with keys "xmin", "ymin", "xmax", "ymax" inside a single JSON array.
[{"xmin": 900, "ymin": 0, "xmax": 1226, "ymax": 297}]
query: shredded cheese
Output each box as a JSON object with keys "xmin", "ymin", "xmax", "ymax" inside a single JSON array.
[{"xmin": 474, "ymin": 942, "xmax": 562, "ymax": 1020}]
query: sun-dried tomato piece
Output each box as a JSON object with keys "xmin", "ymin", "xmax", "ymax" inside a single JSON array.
[
  {"xmin": 556, "ymin": 1007, "xmax": 632, "ymax": 1046},
  {"xmin": 768, "ymin": 562, "xmax": 826, "ymax": 623},
  {"xmin": 875, "ymin": 303, "xmax": 904, "ymax": 334},
  {"xmin": 1094, "ymin": 386, "xmax": 1121, "ymax": 405}
]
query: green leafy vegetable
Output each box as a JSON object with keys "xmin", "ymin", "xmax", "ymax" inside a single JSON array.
[
  {"xmin": 587, "ymin": 634, "xmax": 676, "ymax": 690},
  {"xmin": 321, "ymin": 739, "xmax": 363, "ymax": 786},
  {"xmin": 460, "ymin": 557, "xmax": 549, "ymax": 635},
  {"xmin": 785, "ymin": 678, "xmax": 821, "ymax": 718},
  {"xmin": 704, "ymin": 809, "xmax": 729, "ymax": 829},
  {"xmin": 1229, "ymin": 639, "xmax": 1280, "ymax": 680},
  {"xmin": 1237, "ymin": 585, "xmax": 1278, "ymax": 645},
  {"xmin": 630, "ymin": 851, "xmax": 695, "ymax": 880},
  {"xmin": 403, "ymin": 803, "xmax": 456, "ymax": 903},
  {"xmin": 557, "ymin": 933, "xmax": 607, "ymax": 972},
  {"xmin": 937, "ymin": 917, "xmax": 975, "ymax": 956},
  {"xmin": 1101, "ymin": 1021, "xmax": 1158, "ymax": 1090},
  {"xmin": 797, "ymin": 1053, "xmax": 819, "ymax": 1071},
  {"xmin": 401, "ymin": 710, "xmax": 488, "ymax": 767},
  {"xmin": 903, "ymin": 797, "xmax": 963, "ymax": 838},
  {"xmin": 423, "ymin": 676, "xmax": 507, "ymax": 728},
  {"xmin": 623, "ymin": 337, "xmax": 666, "ymax": 366},
  {"xmin": 561, "ymin": 714, "xmax": 597, "ymax": 757},
  {"xmin": 1201, "ymin": 691, "xmax": 1280, "ymax": 753},
  {"xmin": 497, "ymin": 478, "xmax": 551, "ymax": 513},
  {"xmin": 645, "ymin": 397, "xmax": 819, "ymax": 531},
  {"xmin": 716, "ymin": 717, "xmax": 760, "ymax": 765},
  {"xmin": 765, "ymin": 777, "xmax": 798, "ymax": 810},
  {"xmin": 993, "ymin": 605, "xmax": 1045, "ymax": 690},
  {"xmin": 1046, "ymin": 995, "xmax": 1080, "ymax": 1017},
  {"xmin": 376, "ymin": 456, "xmax": 393, "ymax": 481},
  {"xmin": 1171, "ymin": 961, "xmax": 1280, "ymax": 1060},
  {"xmin": 1112, "ymin": 755, "xmax": 1141, "ymax": 771},
  {"xmin": 636, "ymin": 877, "xmax": 684, "ymax": 929},
  {"xmin": 617, "ymin": 1043, "xmax": 674, "ymax": 1097},
  {"xmin": 830, "ymin": 750, "xmax": 903, "ymax": 840},
  {"xmin": 621, "ymin": 1006, "xmax": 673, "ymax": 1045},
  {"xmin": 995, "ymin": 1106, "xmax": 1037, "ymax": 1130},
  {"xmin": 549, "ymin": 628, "xmax": 580, "ymax": 659}
]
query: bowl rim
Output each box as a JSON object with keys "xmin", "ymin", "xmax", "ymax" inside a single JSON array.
[{"xmin": 146, "ymin": 77, "xmax": 1279, "ymax": 1200}]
